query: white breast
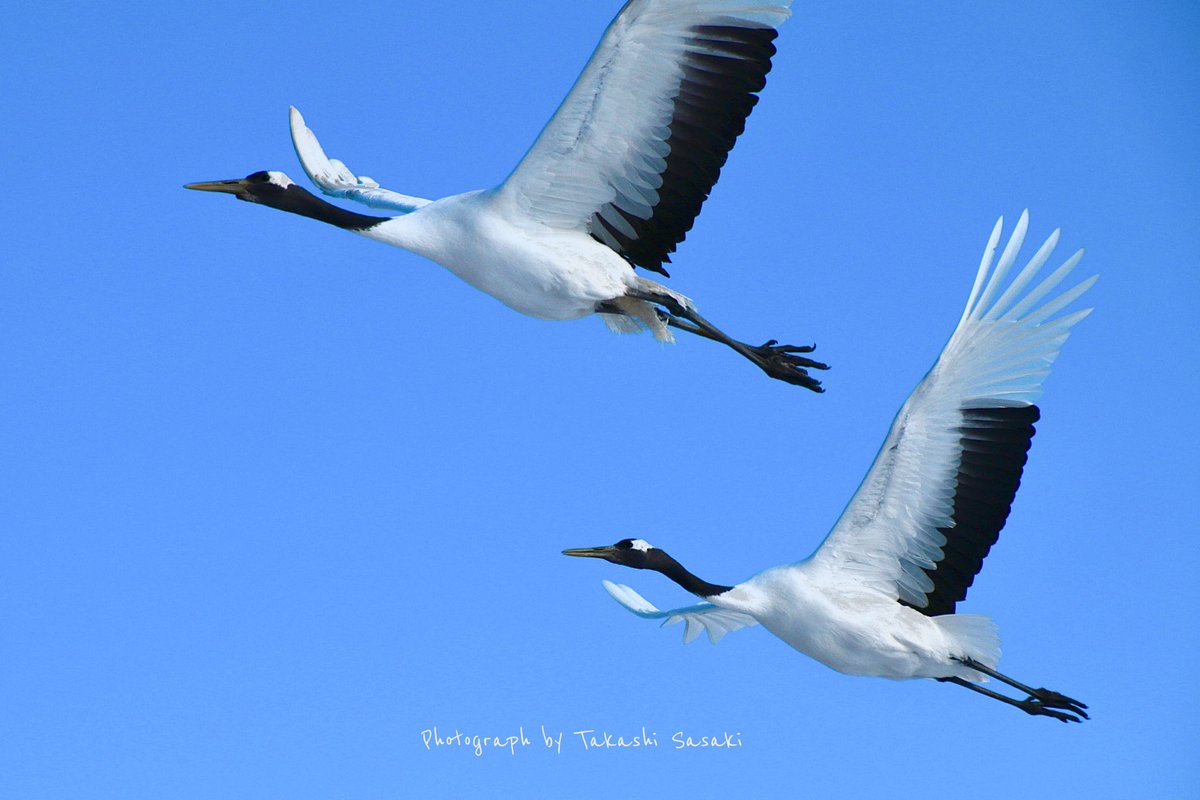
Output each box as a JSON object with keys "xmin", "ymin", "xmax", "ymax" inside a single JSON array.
[{"xmin": 363, "ymin": 191, "xmax": 635, "ymax": 321}]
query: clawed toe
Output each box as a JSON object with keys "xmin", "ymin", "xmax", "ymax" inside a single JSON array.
[
  {"xmin": 1019, "ymin": 699, "xmax": 1084, "ymax": 723},
  {"xmin": 635, "ymin": 287, "xmax": 832, "ymax": 391},
  {"xmin": 759, "ymin": 339, "xmax": 819, "ymax": 355},
  {"xmin": 943, "ymin": 665, "xmax": 1089, "ymax": 723},
  {"xmin": 754, "ymin": 340, "xmax": 830, "ymax": 369},
  {"xmin": 1035, "ymin": 688, "xmax": 1088, "ymax": 710},
  {"xmin": 1017, "ymin": 690, "xmax": 1089, "ymax": 723},
  {"xmin": 1031, "ymin": 689, "xmax": 1089, "ymax": 719},
  {"xmin": 749, "ymin": 341, "xmax": 830, "ymax": 390}
]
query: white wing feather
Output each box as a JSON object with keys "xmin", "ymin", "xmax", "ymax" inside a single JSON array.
[
  {"xmin": 289, "ymin": 107, "xmax": 431, "ymax": 214},
  {"xmin": 808, "ymin": 211, "xmax": 1096, "ymax": 603},
  {"xmin": 602, "ymin": 580, "xmax": 759, "ymax": 644},
  {"xmin": 496, "ymin": 0, "xmax": 791, "ymax": 231}
]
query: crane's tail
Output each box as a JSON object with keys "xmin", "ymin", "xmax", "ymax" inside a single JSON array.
[
  {"xmin": 601, "ymin": 580, "xmax": 758, "ymax": 644},
  {"xmin": 936, "ymin": 614, "xmax": 1001, "ymax": 681},
  {"xmin": 289, "ymin": 106, "xmax": 431, "ymax": 214},
  {"xmin": 599, "ymin": 296, "xmax": 676, "ymax": 343}
]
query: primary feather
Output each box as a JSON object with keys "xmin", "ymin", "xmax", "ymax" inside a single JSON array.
[
  {"xmin": 808, "ymin": 210, "xmax": 1096, "ymax": 615},
  {"xmin": 498, "ymin": 0, "xmax": 793, "ymax": 274}
]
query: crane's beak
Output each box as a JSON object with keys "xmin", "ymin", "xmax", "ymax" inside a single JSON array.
[
  {"xmin": 562, "ymin": 546, "xmax": 618, "ymax": 561},
  {"xmin": 184, "ymin": 178, "xmax": 250, "ymax": 195}
]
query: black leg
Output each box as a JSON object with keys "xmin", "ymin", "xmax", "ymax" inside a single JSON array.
[
  {"xmin": 938, "ymin": 677, "xmax": 1083, "ymax": 723},
  {"xmin": 625, "ymin": 289, "xmax": 829, "ymax": 392},
  {"xmin": 941, "ymin": 658, "xmax": 1089, "ymax": 723},
  {"xmin": 957, "ymin": 657, "xmax": 1088, "ymax": 715}
]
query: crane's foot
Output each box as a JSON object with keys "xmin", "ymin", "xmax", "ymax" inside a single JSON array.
[
  {"xmin": 1023, "ymin": 687, "xmax": 1089, "ymax": 720},
  {"xmin": 947, "ymin": 657, "xmax": 1089, "ymax": 723},
  {"xmin": 631, "ymin": 293, "xmax": 829, "ymax": 392},
  {"xmin": 1016, "ymin": 695, "xmax": 1087, "ymax": 723},
  {"xmin": 748, "ymin": 339, "xmax": 829, "ymax": 391}
]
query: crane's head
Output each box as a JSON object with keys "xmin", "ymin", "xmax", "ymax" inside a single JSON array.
[
  {"xmin": 563, "ymin": 538, "xmax": 734, "ymax": 597},
  {"xmin": 562, "ymin": 538, "xmax": 664, "ymax": 570},
  {"xmin": 185, "ymin": 170, "xmax": 298, "ymax": 205},
  {"xmin": 185, "ymin": 170, "xmax": 387, "ymax": 231}
]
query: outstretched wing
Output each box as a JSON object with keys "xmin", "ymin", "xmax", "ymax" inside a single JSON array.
[
  {"xmin": 602, "ymin": 580, "xmax": 759, "ymax": 644},
  {"xmin": 289, "ymin": 107, "xmax": 431, "ymax": 215},
  {"xmin": 808, "ymin": 212, "xmax": 1096, "ymax": 615},
  {"xmin": 495, "ymin": 0, "xmax": 792, "ymax": 276}
]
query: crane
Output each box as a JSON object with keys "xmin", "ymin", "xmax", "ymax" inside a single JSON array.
[
  {"xmin": 565, "ymin": 212, "xmax": 1095, "ymax": 722},
  {"xmin": 186, "ymin": 0, "xmax": 827, "ymax": 390}
]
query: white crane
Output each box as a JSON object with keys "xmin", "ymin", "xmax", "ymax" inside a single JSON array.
[
  {"xmin": 185, "ymin": 0, "xmax": 827, "ymax": 390},
  {"xmin": 565, "ymin": 212, "xmax": 1096, "ymax": 722}
]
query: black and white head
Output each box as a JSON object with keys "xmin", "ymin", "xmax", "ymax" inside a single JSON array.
[
  {"xmin": 185, "ymin": 171, "xmax": 385, "ymax": 231},
  {"xmin": 562, "ymin": 538, "xmax": 664, "ymax": 570},
  {"xmin": 185, "ymin": 170, "xmax": 298, "ymax": 205},
  {"xmin": 563, "ymin": 537, "xmax": 733, "ymax": 598}
]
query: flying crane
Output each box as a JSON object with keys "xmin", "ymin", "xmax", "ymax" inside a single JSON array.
[
  {"xmin": 565, "ymin": 212, "xmax": 1095, "ymax": 722},
  {"xmin": 186, "ymin": 0, "xmax": 826, "ymax": 390}
]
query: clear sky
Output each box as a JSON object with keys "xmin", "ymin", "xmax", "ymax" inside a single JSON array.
[{"xmin": 2, "ymin": 1, "xmax": 1197, "ymax": 798}]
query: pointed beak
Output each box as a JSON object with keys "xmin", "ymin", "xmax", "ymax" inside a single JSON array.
[
  {"xmin": 184, "ymin": 178, "xmax": 250, "ymax": 194},
  {"xmin": 562, "ymin": 546, "xmax": 618, "ymax": 560}
]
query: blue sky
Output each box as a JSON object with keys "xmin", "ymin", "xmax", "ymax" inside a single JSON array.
[{"xmin": 2, "ymin": 1, "xmax": 1197, "ymax": 798}]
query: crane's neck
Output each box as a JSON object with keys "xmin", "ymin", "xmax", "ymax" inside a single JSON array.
[
  {"xmin": 653, "ymin": 552, "xmax": 733, "ymax": 599},
  {"xmin": 261, "ymin": 185, "xmax": 392, "ymax": 232}
]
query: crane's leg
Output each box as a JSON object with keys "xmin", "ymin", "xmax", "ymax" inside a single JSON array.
[
  {"xmin": 939, "ymin": 657, "xmax": 1089, "ymax": 723},
  {"xmin": 955, "ymin": 657, "xmax": 1089, "ymax": 715},
  {"xmin": 618, "ymin": 287, "xmax": 829, "ymax": 392}
]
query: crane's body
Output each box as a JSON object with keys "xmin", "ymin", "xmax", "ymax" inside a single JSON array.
[
  {"xmin": 710, "ymin": 565, "xmax": 997, "ymax": 681},
  {"xmin": 186, "ymin": 0, "xmax": 828, "ymax": 389},
  {"xmin": 358, "ymin": 188, "xmax": 663, "ymax": 325},
  {"xmin": 566, "ymin": 213, "xmax": 1095, "ymax": 722}
]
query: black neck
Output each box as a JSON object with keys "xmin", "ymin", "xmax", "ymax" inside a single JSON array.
[
  {"xmin": 264, "ymin": 186, "xmax": 389, "ymax": 231},
  {"xmin": 655, "ymin": 553, "xmax": 733, "ymax": 598}
]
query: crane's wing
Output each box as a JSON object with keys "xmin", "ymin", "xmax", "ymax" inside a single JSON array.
[
  {"xmin": 808, "ymin": 212, "xmax": 1096, "ymax": 615},
  {"xmin": 494, "ymin": 0, "xmax": 792, "ymax": 276},
  {"xmin": 289, "ymin": 107, "xmax": 431, "ymax": 215},
  {"xmin": 602, "ymin": 580, "xmax": 759, "ymax": 644}
]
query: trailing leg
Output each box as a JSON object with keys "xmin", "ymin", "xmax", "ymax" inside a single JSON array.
[
  {"xmin": 939, "ymin": 658, "xmax": 1089, "ymax": 723},
  {"xmin": 624, "ymin": 287, "xmax": 828, "ymax": 391},
  {"xmin": 956, "ymin": 657, "xmax": 1088, "ymax": 717}
]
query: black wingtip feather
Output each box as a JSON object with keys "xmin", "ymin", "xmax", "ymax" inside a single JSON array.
[
  {"xmin": 589, "ymin": 24, "xmax": 780, "ymax": 275},
  {"xmin": 903, "ymin": 405, "xmax": 1041, "ymax": 617}
]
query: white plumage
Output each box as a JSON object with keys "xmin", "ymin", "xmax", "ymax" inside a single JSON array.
[{"xmin": 569, "ymin": 213, "xmax": 1095, "ymax": 721}]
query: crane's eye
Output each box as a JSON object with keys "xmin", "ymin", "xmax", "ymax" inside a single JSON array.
[{"xmin": 247, "ymin": 171, "xmax": 272, "ymax": 183}]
